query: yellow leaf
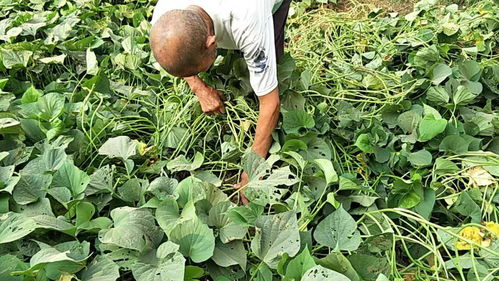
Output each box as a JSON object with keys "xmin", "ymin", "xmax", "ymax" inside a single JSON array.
[
  {"xmin": 455, "ymin": 226, "xmax": 483, "ymax": 250},
  {"xmin": 484, "ymin": 221, "xmax": 499, "ymax": 238},
  {"xmin": 58, "ymin": 273, "xmax": 74, "ymax": 281}
]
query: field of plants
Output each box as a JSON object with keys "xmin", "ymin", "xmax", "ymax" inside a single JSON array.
[{"xmin": 0, "ymin": 0, "xmax": 498, "ymax": 280}]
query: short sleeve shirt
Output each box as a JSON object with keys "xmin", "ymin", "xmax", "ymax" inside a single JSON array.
[{"xmin": 152, "ymin": 0, "xmax": 280, "ymax": 96}]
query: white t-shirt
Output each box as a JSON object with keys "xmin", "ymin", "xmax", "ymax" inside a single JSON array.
[{"xmin": 152, "ymin": 0, "xmax": 280, "ymax": 96}]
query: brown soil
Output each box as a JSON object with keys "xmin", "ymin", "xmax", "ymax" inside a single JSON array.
[{"xmin": 330, "ymin": 0, "xmax": 418, "ymax": 15}]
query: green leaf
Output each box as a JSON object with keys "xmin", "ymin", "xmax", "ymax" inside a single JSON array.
[
  {"xmin": 99, "ymin": 207, "xmax": 163, "ymax": 252},
  {"xmin": 21, "ymin": 86, "xmax": 42, "ymax": 104},
  {"xmin": 226, "ymin": 203, "xmax": 264, "ymax": 227},
  {"xmin": 184, "ymin": 266, "xmax": 204, "ymax": 280},
  {"xmin": 284, "ymin": 247, "xmax": 316, "ymax": 281},
  {"xmin": 311, "ymin": 159, "xmax": 338, "ymax": 185},
  {"xmin": 354, "ymin": 134, "xmax": 374, "ymax": 153},
  {"xmin": 167, "ymin": 152, "xmax": 204, "ymax": 172},
  {"xmin": 79, "ymin": 255, "xmax": 120, "ymax": 281},
  {"xmin": 42, "ymin": 147, "xmax": 67, "ymax": 172},
  {"xmin": 0, "ymin": 212, "xmax": 37, "ymax": 244},
  {"xmin": 452, "ymin": 85, "xmax": 477, "ymax": 106},
  {"xmin": 0, "ymin": 254, "xmax": 29, "ymax": 281},
  {"xmin": 442, "ymin": 22, "xmax": 460, "ymax": 36},
  {"xmin": 301, "ymin": 265, "xmax": 351, "ymax": 281},
  {"xmin": 282, "ymin": 110, "xmax": 315, "ymax": 135},
  {"xmin": 52, "ymin": 160, "xmax": 89, "ymax": 197},
  {"xmin": 98, "ymin": 136, "xmax": 137, "ymax": 161},
  {"xmin": 417, "ymin": 114, "xmax": 447, "ymax": 142},
  {"xmin": 459, "ymin": 60, "xmax": 481, "ymax": 82},
  {"xmin": 408, "ymin": 149, "xmax": 433, "ymax": 167},
  {"xmin": 313, "ymin": 206, "xmax": 361, "ymax": 251},
  {"xmin": 18, "ymin": 241, "xmax": 89, "ymax": 278},
  {"xmin": 131, "ymin": 241, "xmax": 185, "ymax": 281},
  {"xmin": 76, "ymin": 201, "xmax": 95, "ymax": 227},
  {"xmin": 175, "ymin": 177, "xmax": 206, "ymax": 207},
  {"xmin": 147, "ymin": 176, "xmax": 177, "ymax": 200},
  {"xmin": 86, "ymin": 49, "xmax": 98, "ymax": 75},
  {"xmin": 397, "ymin": 110, "xmax": 421, "ymax": 134},
  {"xmin": 300, "ymin": 70, "xmax": 312, "ymax": 90},
  {"xmin": 13, "ymin": 174, "xmax": 51, "ymax": 205},
  {"xmin": 348, "ymin": 253, "xmax": 390, "ymax": 280},
  {"xmin": 0, "ymin": 49, "xmax": 32, "ymax": 69},
  {"xmin": 251, "ymin": 211, "xmax": 300, "ymax": 268},
  {"xmin": 431, "ymin": 63, "xmax": 452, "ymax": 85},
  {"xmin": 212, "ymin": 240, "xmax": 247, "ymax": 270},
  {"xmin": 169, "ymin": 218, "xmax": 215, "ymax": 263},
  {"xmin": 246, "ymin": 166, "xmax": 298, "ymax": 206},
  {"xmin": 118, "ymin": 178, "xmax": 147, "ymax": 203},
  {"xmin": 439, "ymin": 135, "xmax": 469, "ymax": 154},
  {"xmin": 426, "ymin": 86, "xmax": 449, "ymax": 104},
  {"xmin": 37, "ymin": 92, "xmax": 65, "ymax": 122},
  {"xmin": 399, "ymin": 192, "xmax": 422, "ymax": 209},
  {"xmin": 39, "ymin": 54, "xmax": 66, "ymax": 64},
  {"xmin": 434, "ymin": 158, "xmax": 459, "ymax": 175},
  {"xmin": 317, "ymin": 252, "xmax": 360, "ymax": 281},
  {"xmin": 208, "ymin": 201, "xmax": 247, "ymax": 243},
  {"xmin": 155, "ymin": 197, "xmax": 180, "ymax": 235}
]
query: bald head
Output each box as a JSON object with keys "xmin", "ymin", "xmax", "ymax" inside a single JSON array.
[{"xmin": 150, "ymin": 9, "xmax": 214, "ymax": 77}]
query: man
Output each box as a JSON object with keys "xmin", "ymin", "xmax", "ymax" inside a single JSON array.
[{"xmin": 150, "ymin": 0, "xmax": 291, "ymax": 204}]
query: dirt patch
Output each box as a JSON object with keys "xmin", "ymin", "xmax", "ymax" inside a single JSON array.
[{"xmin": 331, "ymin": 0, "xmax": 418, "ymax": 15}]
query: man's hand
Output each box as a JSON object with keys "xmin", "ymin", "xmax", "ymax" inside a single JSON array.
[
  {"xmin": 234, "ymin": 172, "xmax": 249, "ymax": 205},
  {"xmin": 185, "ymin": 76, "xmax": 225, "ymax": 115}
]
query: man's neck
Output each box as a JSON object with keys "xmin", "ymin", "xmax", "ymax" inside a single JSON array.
[{"xmin": 187, "ymin": 5, "xmax": 215, "ymax": 36}]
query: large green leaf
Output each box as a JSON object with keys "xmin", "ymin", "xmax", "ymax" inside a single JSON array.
[
  {"xmin": 155, "ymin": 197, "xmax": 180, "ymax": 235},
  {"xmin": 246, "ymin": 166, "xmax": 298, "ymax": 206},
  {"xmin": 0, "ymin": 255, "xmax": 28, "ymax": 281},
  {"xmin": 15, "ymin": 241, "xmax": 90, "ymax": 278},
  {"xmin": 430, "ymin": 63, "xmax": 452, "ymax": 85},
  {"xmin": 283, "ymin": 247, "xmax": 316, "ymax": 281},
  {"xmin": 147, "ymin": 176, "xmax": 178, "ymax": 200},
  {"xmin": 301, "ymin": 265, "xmax": 351, "ymax": 281},
  {"xmin": 282, "ymin": 110, "xmax": 315, "ymax": 135},
  {"xmin": 417, "ymin": 114, "xmax": 447, "ymax": 142},
  {"xmin": 317, "ymin": 252, "xmax": 360, "ymax": 281},
  {"xmin": 0, "ymin": 49, "xmax": 32, "ymax": 68},
  {"xmin": 459, "ymin": 60, "xmax": 481, "ymax": 82},
  {"xmin": 13, "ymin": 174, "xmax": 51, "ymax": 205},
  {"xmin": 167, "ymin": 152, "xmax": 204, "ymax": 172},
  {"xmin": 408, "ymin": 149, "xmax": 433, "ymax": 167},
  {"xmin": 426, "ymin": 86, "xmax": 449, "ymax": 104},
  {"xmin": 251, "ymin": 211, "xmax": 300, "ymax": 268},
  {"xmin": 98, "ymin": 136, "xmax": 137, "ymax": 161},
  {"xmin": 131, "ymin": 241, "xmax": 185, "ymax": 281},
  {"xmin": 37, "ymin": 92, "xmax": 65, "ymax": 122},
  {"xmin": 169, "ymin": 218, "xmax": 215, "ymax": 263},
  {"xmin": 174, "ymin": 176, "xmax": 206, "ymax": 207},
  {"xmin": 0, "ymin": 212, "xmax": 37, "ymax": 244},
  {"xmin": 211, "ymin": 240, "xmax": 247, "ymax": 270},
  {"xmin": 208, "ymin": 201, "xmax": 247, "ymax": 243},
  {"xmin": 52, "ymin": 160, "xmax": 89, "ymax": 197},
  {"xmin": 99, "ymin": 207, "xmax": 163, "ymax": 252},
  {"xmin": 313, "ymin": 206, "xmax": 361, "ymax": 251},
  {"xmin": 79, "ymin": 255, "xmax": 120, "ymax": 281}
]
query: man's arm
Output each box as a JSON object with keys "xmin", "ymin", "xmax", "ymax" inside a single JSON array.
[
  {"xmin": 235, "ymin": 87, "xmax": 280, "ymax": 205},
  {"xmin": 252, "ymin": 87, "xmax": 280, "ymax": 158},
  {"xmin": 184, "ymin": 76, "xmax": 225, "ymax": 115}
]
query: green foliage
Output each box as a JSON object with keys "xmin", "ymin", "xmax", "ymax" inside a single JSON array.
[{"xmin": 0, "ymin": 0, "xmax": 497, "ymax": 280}]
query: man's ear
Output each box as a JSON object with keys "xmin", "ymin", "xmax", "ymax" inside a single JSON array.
[{"xmin": 206, "ymin": 35, "xmax": 216, "ymax": 48}]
